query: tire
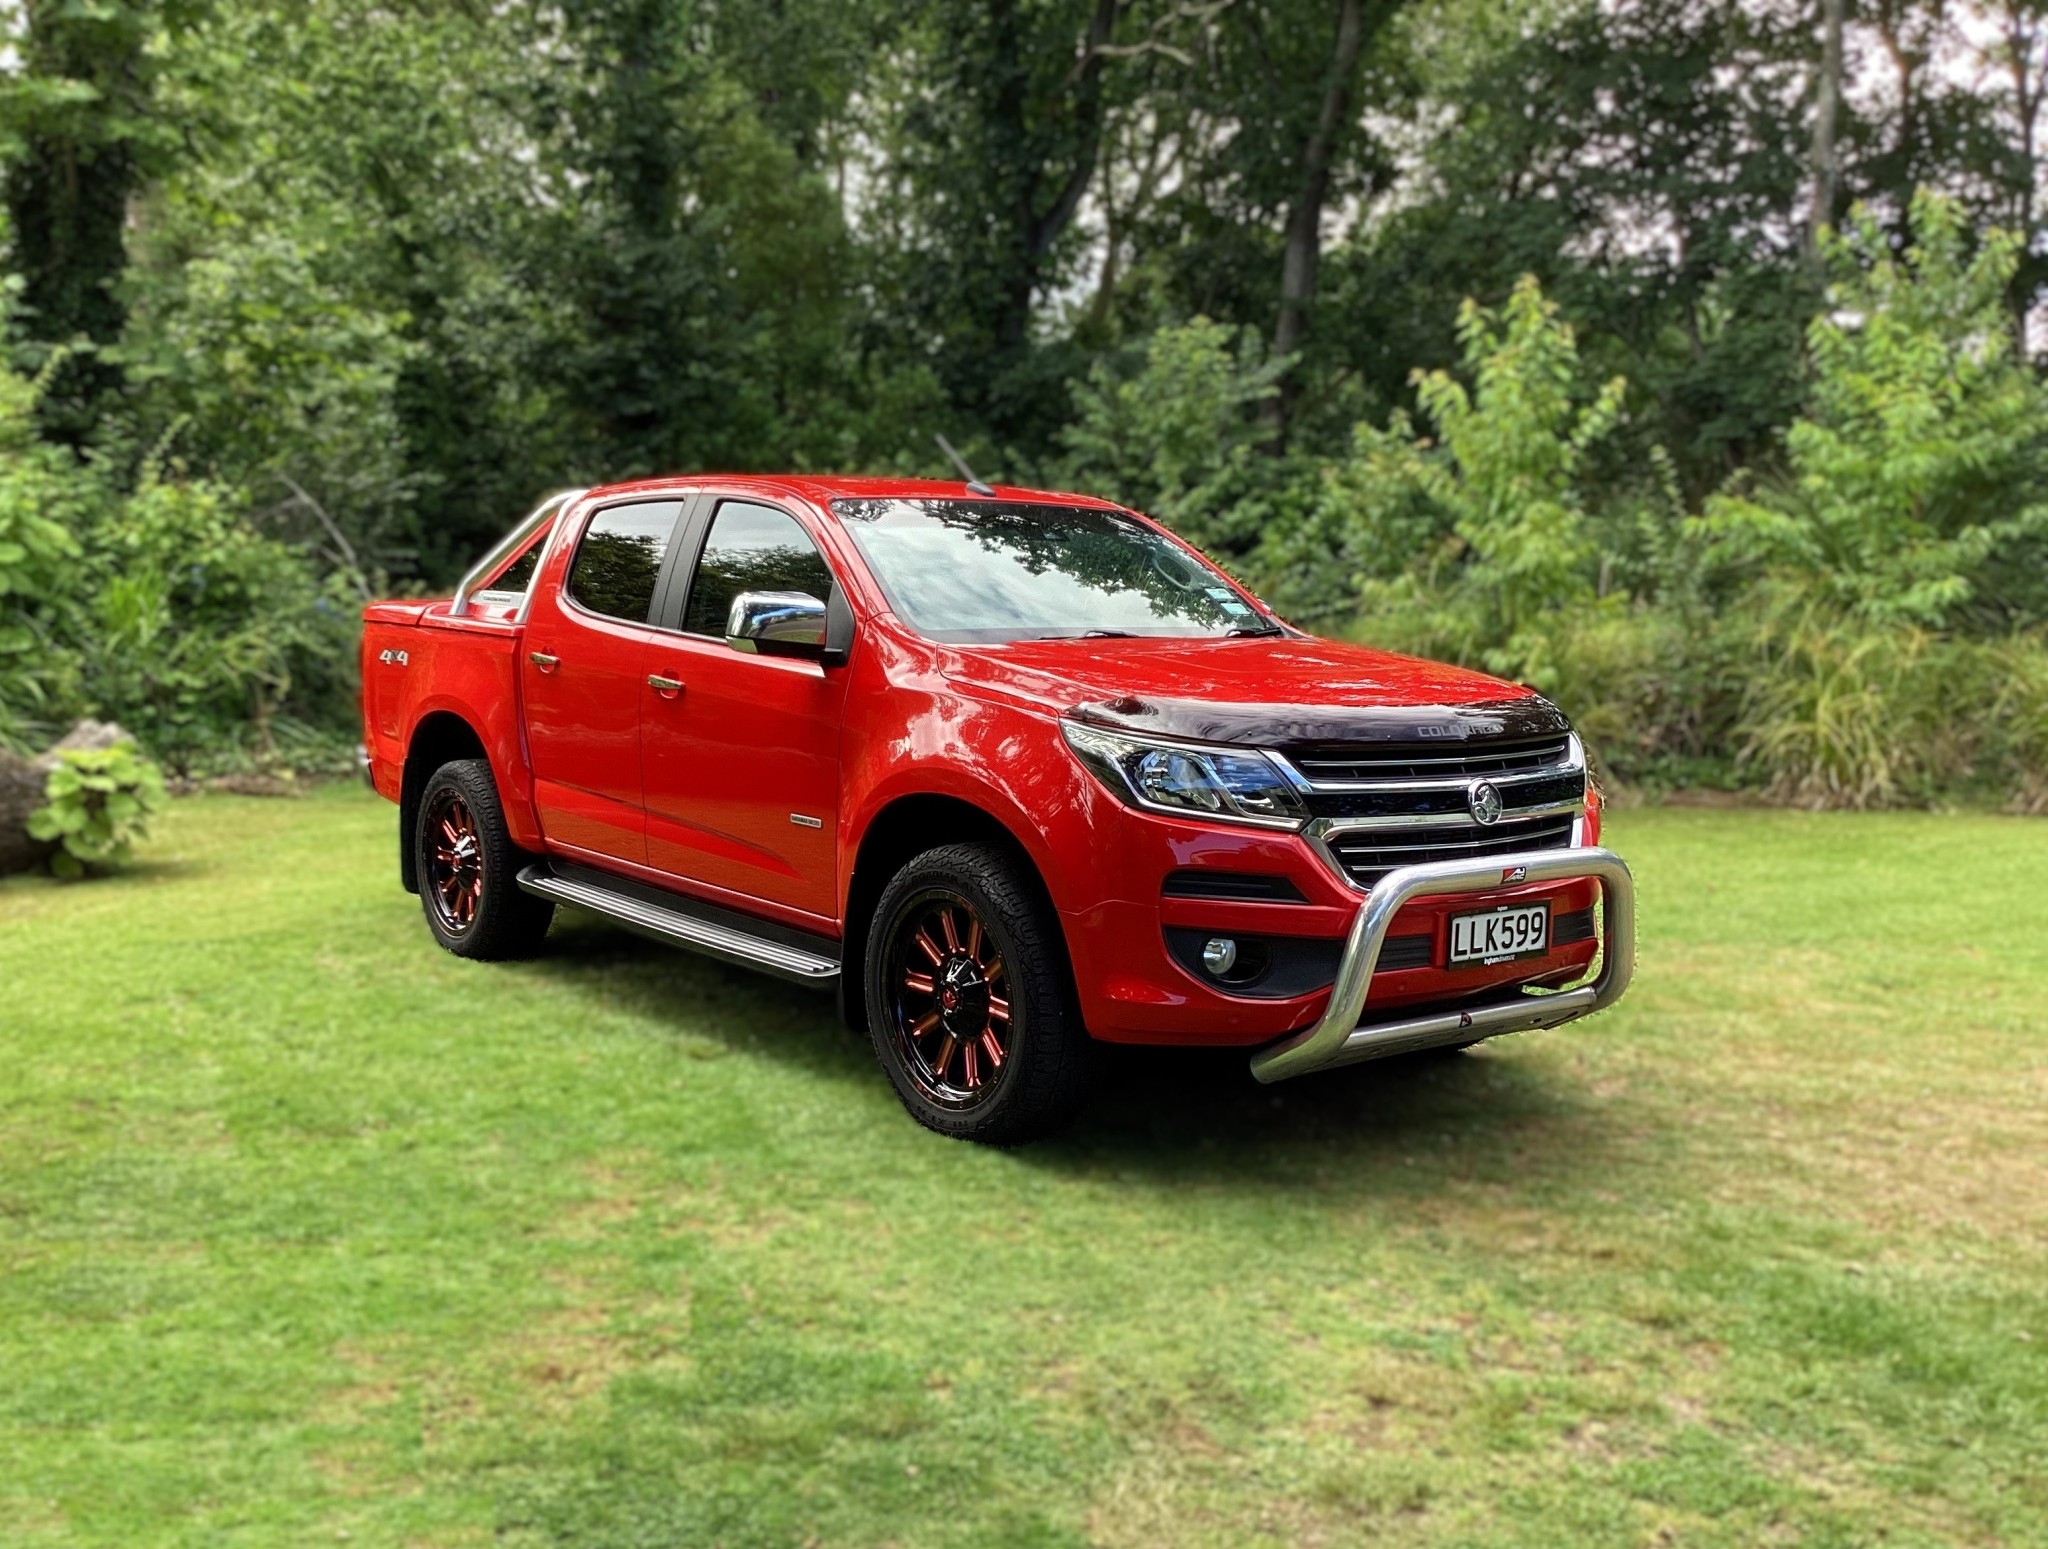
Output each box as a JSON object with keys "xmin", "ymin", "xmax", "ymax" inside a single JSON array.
[
  {"xmin": 414, "ymin": 758, "xmax": 554, "ymax": 960},
  {"xmin": 864, "ymin": 842, "xmax": 1090, "ymax": 1145}
]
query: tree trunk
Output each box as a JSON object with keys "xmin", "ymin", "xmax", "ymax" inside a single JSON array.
[
  {"xmin": 993, "ymin": 0, "xmax": 1123, "ymax": 358},
  {"xmin": 1264, "ymin": 0, "xmax": 1367, "ymax": 450},
  {"xmin": 1807, "ymin": 0, "xmax": 1845, "ymax": 260}
]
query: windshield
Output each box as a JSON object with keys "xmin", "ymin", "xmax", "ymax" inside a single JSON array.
[{"xmin": 832, "ymin": 498, "xmax": 1279, "ymax": 643}]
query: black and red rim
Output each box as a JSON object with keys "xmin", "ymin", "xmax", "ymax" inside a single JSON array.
[
  {"xmin": 885, "ymin": 888, "xmax": 1013, "ymax": 1109},
  {"xmin": 425, "ymin": 788, "xmax": 484, "ymax": 934}
]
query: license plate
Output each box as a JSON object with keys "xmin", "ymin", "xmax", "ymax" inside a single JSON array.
[{"xmin": 1448, "ymin": 902, "xmax": 1550, "ymax": 967}]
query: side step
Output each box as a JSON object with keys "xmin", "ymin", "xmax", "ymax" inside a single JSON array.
[{"xmin": 516, "ymin": 861, "xmax": 840, "ymax": 986}]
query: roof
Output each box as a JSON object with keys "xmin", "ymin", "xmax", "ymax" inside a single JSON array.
[{"xmin": 580, "ymin": 473, "xmax": 1123, "ymax": 509}]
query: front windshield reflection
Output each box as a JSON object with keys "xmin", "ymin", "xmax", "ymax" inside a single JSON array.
[{"xmin": 833, "ymin": 498, "xmax": 1275, "ymax": 643}]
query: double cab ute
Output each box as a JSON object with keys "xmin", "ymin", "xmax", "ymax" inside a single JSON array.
[{"xmin": 361, "ymin": 477, "xmax": 1634, "ymax": 1142}]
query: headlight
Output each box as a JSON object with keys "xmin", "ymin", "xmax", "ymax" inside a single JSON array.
[{"xmin": 1060, "ymin": 721, "xmax": 1307, "ymax": 829}]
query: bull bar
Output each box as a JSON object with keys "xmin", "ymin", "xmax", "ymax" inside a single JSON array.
[{"xmin": 1248, "ymin": 846, "xmax": 1635, "ymax": 1084}]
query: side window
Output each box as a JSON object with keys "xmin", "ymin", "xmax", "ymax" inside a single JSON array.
[
  {"xmin": 682, "ymin": 501, "xmax": 835, "ymax": 638},
  {"xmin": 566, "ymin": 501, "xmax": 680, "ymax": 623},
  {"xmin": 482, "ymin": 530, "xmax": 546, "ymax": 597}
]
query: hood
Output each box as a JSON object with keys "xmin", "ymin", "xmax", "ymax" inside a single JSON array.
[{"xmin": 942, "ymin": 634, "xmax": 1569, "ymax": 751}]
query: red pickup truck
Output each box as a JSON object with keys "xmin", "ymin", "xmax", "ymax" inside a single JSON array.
[{"xmin": 360, "ymin": 476, "xmax": 1634, "ymax": 1143}]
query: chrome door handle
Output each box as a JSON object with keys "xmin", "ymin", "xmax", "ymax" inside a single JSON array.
[
  {"xmin": 528, "ymin": 651, "xmax": 559, "ymax": 674},
  {"xmin": 647, "ymin": 674, "xmax": 685, "ymax": 699}
]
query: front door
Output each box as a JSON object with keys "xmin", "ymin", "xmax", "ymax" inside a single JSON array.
[
  {"xmin": 521, "ymin": 498, "xmax": 687, "ymax": 865},
  {"xmin": 640, "ymin": 498, "xmax": 849, "ymax": 922}
]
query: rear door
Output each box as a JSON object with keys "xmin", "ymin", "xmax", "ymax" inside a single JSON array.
[
  {"xmin": 639, "ymin": 496, "xmax": 850, "ymax": 923},
  {"xmin": 521, "ymin": 498, "xmax": 689, "ymax": 865}
]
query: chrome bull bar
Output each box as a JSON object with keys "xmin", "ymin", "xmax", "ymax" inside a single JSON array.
[{"xmin": 1248, "ymin": 846, "xmax": 1635, "ymax": 1084}]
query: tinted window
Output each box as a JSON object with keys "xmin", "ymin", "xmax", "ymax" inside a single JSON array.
[
  {"xmin": 485, "ymin": 532, "xmax": 545, "ymax": 595},
  {"xmin": 682, "ymin": 502, "xmax": 834, "ymax": 637},
  {"xmin": 831, "ymin": 498, "xmax": 1275, "ymax": 643},
  {"xmin": 567, "ymin": 502, "xmax": 679, "ymax": 623}
]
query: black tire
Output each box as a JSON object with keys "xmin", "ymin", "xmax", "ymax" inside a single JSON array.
[
  {"xmin": 414, "ymin": 758, "xmax": 554, "ymax": 960},
  {"xmin": 864, "ymin": 843, "xmax": 1090, "ymax": 1145}
]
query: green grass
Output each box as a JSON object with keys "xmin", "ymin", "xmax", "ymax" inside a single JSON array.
[{"xmin": 3, "ymin": 787, "xmax": 2045, "ymax": 1547}]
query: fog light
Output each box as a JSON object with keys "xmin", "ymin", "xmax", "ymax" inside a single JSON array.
[{"xmin": 1201, "ymin": 937, "xmax": 1238, "ymax": 975}]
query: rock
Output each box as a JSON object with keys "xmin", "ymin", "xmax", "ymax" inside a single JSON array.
[
  {"xmin": 1, "ymin": 720, "xmax": 142, "ymax": 875},
  {"xmin": 0, "ymin": 745, "xmax": 55, "ymax": 875},
  {"xmin": 32, "ymin": 718, "xmax": 136, "ymax": 771}
]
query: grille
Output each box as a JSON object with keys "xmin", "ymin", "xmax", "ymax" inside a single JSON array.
[
  {"xmin": 1323, "ymin": 814, "xmax": 1578, "ymax": 890},
  {"xmin": 1376, "ymin": 933, "xmax": 1433, "ymax": 971},
  {"xmin": 1292, "ymin": 735, "xmax": 1572, "ymax": 785},
  {"xmin": 1553, "ymin": 905, "xmax": 1597, "ymax": 946},
  {"xmin": 1161, "ymin": 870, "xmax": 1308, "ymax": 904}
]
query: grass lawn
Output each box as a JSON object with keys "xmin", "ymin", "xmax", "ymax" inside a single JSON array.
[{"xmin": 2, "ymin": 786, "xmax": 2045, "ymax": 1547}]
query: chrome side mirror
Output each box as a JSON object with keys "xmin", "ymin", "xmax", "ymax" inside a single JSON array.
[{"xmin": 726, "ymin": 591, "xmax": 828, "ymax": 657}]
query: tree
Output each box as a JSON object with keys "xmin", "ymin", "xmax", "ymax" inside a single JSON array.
[
  {"xmin": 1702, "ymin": 191, "xmax": 2048, "ymax": 631},
  {"xmin": 1296, "ymin": 274, "xmax": 1626, "ymax": 674},
  {"xmin": 0, "ymin": 0, "xmax": 190, "ymax": 444},
  {"xmin": 1262, "ymin": 0, "xmax": 1395, "ymax": 447}
]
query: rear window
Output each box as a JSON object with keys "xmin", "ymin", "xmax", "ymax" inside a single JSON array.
[
  {"xmin": 486, "ymin": 536, "xmax": 544, "ymax": 596},
  {"xmin": 567, "ymin": 501, "xmax": 681, "ymax": 623}
]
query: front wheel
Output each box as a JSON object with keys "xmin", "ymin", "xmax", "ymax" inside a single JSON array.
[
  {"xmin": 865, "ymin": 843, "xmax": 1089, "ymax": 1145},
  {"xmin": 414, "ymin": 758, "xmax": 554, "ymax": 959}
]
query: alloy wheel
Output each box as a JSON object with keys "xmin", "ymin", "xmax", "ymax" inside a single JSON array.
[
  {"xmin": 425, "ymin": 787, "xmax": 485, "ymax": 935},
  {"xmin": 886, "ymin": 888, "xmax": 1014, "ymax": 1109}
]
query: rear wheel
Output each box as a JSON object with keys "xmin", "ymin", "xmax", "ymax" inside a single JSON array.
[
  {"xmin": 414, "ymin": 759, "xmax": 554, "ymax": 959},
  {"xmin": 865, "ymin": 843, "xmax": 1088, "ymax": 1145}
]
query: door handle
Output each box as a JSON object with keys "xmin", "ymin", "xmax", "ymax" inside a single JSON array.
[
  {"xmin": 647, "ymin": 674, "xmax": 685, "ymax": 699},
  {"xmin": 528, "ymin": 651, "xmax": 559, "ymax": 674}
]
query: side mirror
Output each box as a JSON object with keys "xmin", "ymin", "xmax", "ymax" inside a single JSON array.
[{"xmin": 726, "ymin": 591, "xmax": 828, "ymax": 658}]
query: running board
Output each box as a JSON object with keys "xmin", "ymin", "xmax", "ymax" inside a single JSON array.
[{"xmin": 516, "ymin": 862, "xmax": 840, "ymax": 986}]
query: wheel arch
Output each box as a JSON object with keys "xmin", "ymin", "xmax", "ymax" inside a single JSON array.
[
  {"xmin": 399, "ymin": 711, "xmax": 491, "ymax": 893},
  {"xmin": 840, "ymin": 792, "xmax": 1068, "ymax": 1034}
]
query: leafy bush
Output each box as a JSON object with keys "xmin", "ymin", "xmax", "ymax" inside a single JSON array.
[
  {"xmin": 0, "ymin": 353, "xmax": 91, "ymax": 751},
  {"xmin": 26, "ymin": 743, "xmax": 170, "ymax": 878},
  {"xmin": 1293, "ymin": 276, "xmax": 1626, "ymax": 680},
  {"xmin": 1700, "ymin": 193, "xmax": 2048, "ymax": 632},
  {"xmin": 1061, "ymin": 317, "xmax": 1303, "ymax": 561},
  {"xmin": 1730, "ymin": 600, "xmax": 2048, "ymax": 809},
  {"xmin": 1266, "ymin": 196, "xmax": 2048, "ymax": 811},
  {"xmin": 0, "ymin": 353, "xmax": 360, "ymax": 773}
]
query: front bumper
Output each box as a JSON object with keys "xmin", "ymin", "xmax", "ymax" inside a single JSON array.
[{"xmin": 1248, "ymin": 846, "xmax": 1635, "ymax": 1083}]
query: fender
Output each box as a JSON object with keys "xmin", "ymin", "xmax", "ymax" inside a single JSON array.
[{"xmin": 402, "ymin": 674, "xmax": 545, "ymax": 852}]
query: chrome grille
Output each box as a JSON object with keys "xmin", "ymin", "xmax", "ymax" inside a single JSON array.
[
  {"xmin": 1291, "ymin": 734, "xmax": 1573, "ymax": 784},
  {"xmin": 1323, "ymin": 815, "xmax": 1578, "ymax": 890}
]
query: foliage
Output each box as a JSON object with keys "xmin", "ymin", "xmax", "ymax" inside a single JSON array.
[
  {"xmin": 24, "ymin": 741, "xmax": 167, "ymax": 877},
  {"xmin": 1, "ymin": 1, "xmax": 2046, "ymax": 803},
  {"xmin": 1297, "ymin": 276, "xmax": 1626, "ymax": 681},
  {"xmin": 1059, "ymin": 316, "xmax": 1297, "ymax": 556},
  {"xmin": 0, "ymin": 350, "xmax": 92, "ymax": 747},
  {"xmin": 1701, "ymin": 192, "xmax": 2048, "ymax": 632},
  {"xmin": 0, "ymin": 351, "xmax": 357, "ymax": 771}
]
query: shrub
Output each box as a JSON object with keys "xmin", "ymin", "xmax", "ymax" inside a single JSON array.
[
  {"xmin": 1731, "ymin": 596, "xmax": 2048, "ymax": 809},
  {"xmin": 0, "ymin": 352, "xmax": 362, "ymax": 774},
  {"xmin": 26, "ymin": 743, "xmax": 170, "ymax": 879},
  {"xmin": 1699, "ymin": 192, "xmax": 2048, "ymax": 633},
  {"xmin": 1301, "ymin": 276, "xmax": 1627, "ymax": 680},
  {"xmin": 1061, "ymin": 317, "xmax": 1303, "ymax": 560}
]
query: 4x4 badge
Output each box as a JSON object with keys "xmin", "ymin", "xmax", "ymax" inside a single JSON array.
[{"xmin": 1468, "ymin": 778, "xmax": 1503, "ymax": 826}]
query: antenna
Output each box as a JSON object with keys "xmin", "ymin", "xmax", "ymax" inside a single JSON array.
[{"xmin": 934, "ymin": 433, "xmax": 997, "ymax": 497}]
